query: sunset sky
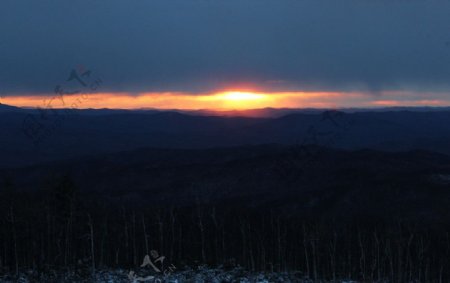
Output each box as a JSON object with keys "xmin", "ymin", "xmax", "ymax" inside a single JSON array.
[{"xmin": 1, "ymin": 0, "xmax": 450, "ymax": 110}]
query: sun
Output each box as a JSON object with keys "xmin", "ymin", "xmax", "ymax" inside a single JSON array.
[
  {"xmin": 194, "ymin": 90, "xmax": 273, "ymax": 109},
  {"xmin": 220, "ymin": 91, "xmax": 266, "ymax": 101},
  {"xmin": 214, "ymin": 91, "xmax": 271, "ymax": 109}
]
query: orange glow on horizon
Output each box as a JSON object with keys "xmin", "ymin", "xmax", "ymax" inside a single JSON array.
[
  {"xmin": 2, "ymin": 90, "xmax": 450, "ymax": 111},
  {"xmin": 0, "ymin": 91, "xmax": 340, "ymax": 110}
]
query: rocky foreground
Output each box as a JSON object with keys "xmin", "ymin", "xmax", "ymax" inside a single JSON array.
[{"xmin": 0, "ymin": 266, "xmax": 363, "ymax": 283}]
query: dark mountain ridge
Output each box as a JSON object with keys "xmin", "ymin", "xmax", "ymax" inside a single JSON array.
[{"xmin": 3, "ymin": 106, "xmax": 450, "ymax": 168}]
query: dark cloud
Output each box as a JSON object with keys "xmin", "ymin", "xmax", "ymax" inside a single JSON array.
[{"xmin": 1, "ymin": 0, "xmax": 450, "ymax": 95}]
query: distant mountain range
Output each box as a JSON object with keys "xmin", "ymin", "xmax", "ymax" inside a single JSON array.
[
  {"xmin": 2, "ymin": 103, "xmax": 450, "ymax": 168},
  {"xmin": 3, "ymin": 102, "xmax": 450, "ymax": 116},
  {"xmin": 0, "ymin": 103, "xmax": 24, "ymax": 113}
]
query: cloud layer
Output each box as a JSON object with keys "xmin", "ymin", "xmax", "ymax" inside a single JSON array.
[{"xmin": 1, "ymin": 0, "xmax": 450, "ymax": 96}]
